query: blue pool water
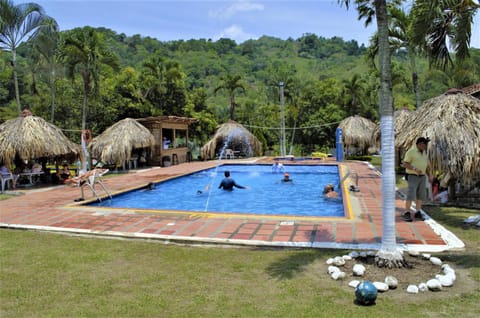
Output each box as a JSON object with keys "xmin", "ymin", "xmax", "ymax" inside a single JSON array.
[{"xmin": 89, "ymin": 164, "xmax": 345, "ymax": 217}]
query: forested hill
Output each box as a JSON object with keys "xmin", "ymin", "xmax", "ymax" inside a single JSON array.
[{"xmin": 1, "ymin": 26, "xmax": 479, "ymax": 154}]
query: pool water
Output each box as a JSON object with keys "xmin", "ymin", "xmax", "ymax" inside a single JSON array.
[{"xmin": 90, "ymin": 164, "xmax": 345, "ymax": 217}]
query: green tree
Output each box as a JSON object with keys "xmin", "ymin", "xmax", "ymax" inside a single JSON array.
[
  {"xmin": 410, "ymin": 0, "xmax": 479, "ymax": 69},
  {"xmin": 214, "ymin": 73, "xmax": 246, "ymax": 120},
  {"xmin": 342, "ymin": 73, "xmax": 366, "ymax": 116},
  {"xmin": 367, "ymin": 4, "xmax": 423, "ymax": 108},
  {"xmin": 60, "ymin": 26, "xmax": 119, "ymax": 169},
  {"xmin": 61, "ymin": 26, "xmax": 119, "ymax": 133},
  {"xmin": 0, "ymin": 0, "xmax": 54, "ymax": 112},
  {"xmin": 33, "ymin": 17, "xmax": 60, "ymax": 122}
]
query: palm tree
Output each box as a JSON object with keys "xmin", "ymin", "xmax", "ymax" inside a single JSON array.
[
  {"xmin": 410, "ymin": 0, "xmax": 479, "ymax": 69},
  {"xmin": 33, "ymin": 17, "xmax": 60, "ymax": 123},
  {"xmin": 60, "ymin": 27, "xmax": 119, "ymax": 169},
  {"xmin": 339, "ymin": 0, "xmax": 401, "ymax": 267},
  {"xmin": 214, "ymin": 74, "xmax": 245, "ymax": 120},
  {"xmin": 367, "ymin": 4, "xmax": 423, "ymax": 108},
  {"xmin": 342, "ymin": 74, "xmax": 366, "ymax": 115},
  {"xmin": 0, "ymin": 0, "xmax": 54, "ymax": 112},
  {"xmin": 61, "ymin": 27, "xmax": 119, "ymax": 132}
]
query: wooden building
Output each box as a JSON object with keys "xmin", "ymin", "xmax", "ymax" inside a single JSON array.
[{"xmin": 137, "ymin": 116, "xmax": 197, "ymax": 166}]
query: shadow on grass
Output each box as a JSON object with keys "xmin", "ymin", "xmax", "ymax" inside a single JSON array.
[{"xmin": 265, "ymin": 249, "xmax": 343, "ymax": 280}]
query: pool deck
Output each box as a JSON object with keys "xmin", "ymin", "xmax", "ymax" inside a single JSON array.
[{"xmin": 0, "ymin": 158, "xmax": 464, "ymax": 252}]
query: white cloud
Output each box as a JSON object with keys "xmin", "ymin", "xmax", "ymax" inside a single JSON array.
[
  {"xmin": 209, "ymin": 0, "xmax": 264, "ymax": 20},
  {"xmin": 216, "ymin": 24, "xmax": 257, "ymax": 43}
]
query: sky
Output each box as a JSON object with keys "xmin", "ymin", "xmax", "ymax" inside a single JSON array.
[{"xmin": 13, "ymin": 0, "xmax": 480, "ymax": 48}]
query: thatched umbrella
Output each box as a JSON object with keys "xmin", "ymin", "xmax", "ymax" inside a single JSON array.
[
  {"xmin": 201, "ymin": 120, "xmax": 262, "ymax": 160},
  {"xmin": 0, "ymin": 113, "xmax": 82, "ymax": 166},
  {"xmin": 338, "ymin": 115, "xmax": 376, "ymax": 155},
  {"xmin": 89, "ymin": 118, "xmax": 155, "ymax": 166},
  {"xmin": 396, "ymin": 91, "xmax": 480, "ymax": 189}
]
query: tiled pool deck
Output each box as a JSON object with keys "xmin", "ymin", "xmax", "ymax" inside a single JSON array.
[{"xmin": 0, "ymin": 158, "xmax": 464, "ymax": 252}]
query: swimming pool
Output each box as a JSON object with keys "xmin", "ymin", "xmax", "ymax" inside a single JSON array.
[{"xmin": 89, "ymin": 164, "xmax": 346, "ymax": 218}]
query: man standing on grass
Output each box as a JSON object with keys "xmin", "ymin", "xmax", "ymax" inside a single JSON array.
[{"xmin": 402, "ymin": 137, "xmax": 430, "ymax": 222}]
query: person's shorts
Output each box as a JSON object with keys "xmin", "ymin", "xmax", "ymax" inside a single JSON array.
[{"xmin": 406, "ymin": 175, "xmax": 427, "ymax": 201}]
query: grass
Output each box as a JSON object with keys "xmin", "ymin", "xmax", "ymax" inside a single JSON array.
[{"xmin": 1, "ymin": 204, "xmax": 479, "ymax": 318}]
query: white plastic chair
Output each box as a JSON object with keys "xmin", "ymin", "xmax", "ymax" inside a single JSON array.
[
  {"xmin": 80, "ymin": 169, "xmax": 112, "ymax": 201},
  {"xmin": 225, "ymin": 149, "xmax": 234, "ymax": 159},
  {"xmin": 1, "ymin": 173, "xmax": 15, "ymax": 192}
]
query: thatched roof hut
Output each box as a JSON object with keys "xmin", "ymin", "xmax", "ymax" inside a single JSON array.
[
  {"xmin": 0, "ymin": 113, "xmax": 81, "ymax": 166},
  {"xmin": 396, "ymin": 91, "xmax": 480, "ymax": 186},
  {"xmin": 338, "ymin": 115, "xmax": 376, "ymax": 154},
  {"xmin": 372, "ymin": 108, "xmax": 413, "ymax": 147},
  {"xmin": 201, "ymin": 120, "xmax": 262, "ymax": 160},
  {"xmin": 89, "ymin": 118, "xmax": 155, "ymax": 165}
]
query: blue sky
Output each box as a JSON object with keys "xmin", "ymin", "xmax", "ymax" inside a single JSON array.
[{"xmin": 15, "ymin": 0, "xmax": 480, "ymax": 48}]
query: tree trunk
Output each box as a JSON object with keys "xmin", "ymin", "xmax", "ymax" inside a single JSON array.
[
  {"xmin": 409, "ymin": 51, "xmax": 421, "ymax": 109},
  {"xmin": 375, "ymin": 0, "xmax": 405, "ymax": 267},
  {"xmin": 12, "ymin": 49, "xmax": 22, "ymax": 113},
  {"xmin": 50, "ymin": 68, "xmax": 56, "ymax": 123}
]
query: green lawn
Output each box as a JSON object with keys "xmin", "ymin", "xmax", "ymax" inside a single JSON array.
[{"xmin": 1, "ymin": 205, "xmax": 479, "ymax": 318}]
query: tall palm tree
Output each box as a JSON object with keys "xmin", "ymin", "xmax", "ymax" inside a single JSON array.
[
  {"xmin": 61, "ymin": 27, "xmax": 119, "ymax": 132},
  {"xmin": 368, "ymin": 4, "xmax": 423, "ymax": 108},
  {"xmin": 410, "ymin": 0, "xmax": 479, "ymax": 69},
  {"xmin": 214, "ymin": 74, "xmax": 245, "ymax": 120},
  {"xmin": 339, "ymin": 0, "xmax": 401, "ymax": 267},
  {"xmin": 0, "ymin": 0, "xmax": 53, "ymax": 112},
  {"xmin": 33, "ymin": 17, "xmax": 60, "ymax": 123},
  {"xmin": 60, "ymin": 27, "xmax": 119, "ymax": 169}
]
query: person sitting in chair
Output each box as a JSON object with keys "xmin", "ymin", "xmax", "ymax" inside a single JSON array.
[{"xmin": 57, "ymin": 164, "xmax": 71, "ymax": 183}]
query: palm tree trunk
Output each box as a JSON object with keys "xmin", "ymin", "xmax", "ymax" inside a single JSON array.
[
  {"xmin": 375, "ymin": 0, "xmax": 405, "ymax": 267},
  {"xmin": 81, "ymin": 85, "xmax": 89, "ymax": 171},
  {"xmin": 12, "ymin": 49, "xmax": 22, "ymax": 113},
  {"xmin": 409, "ymin": 51, "xmax": 421, "ymax": 109},
  {"xmin": 50, "ymin": 68, "xmax": 56, "ymax": 123}
]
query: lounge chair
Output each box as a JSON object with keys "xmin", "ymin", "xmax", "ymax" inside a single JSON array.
[{"xmin": 75, "ymin": 169, "xmax": 112, "ymax": 202}]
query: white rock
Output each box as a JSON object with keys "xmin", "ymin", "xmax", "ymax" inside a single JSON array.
[
  {"xmin": 442, "ymin": 264, "xmax": 455, "ymax": 275},
  {"xmin": 349, "ymin": 280, "xmax": 360, "ymax": 288},
  {"xmin": 342, "ymin": 255, "xmax": 352, "ymax": 261},
  {"xmin": 407, "ymin": 285, "xmax": 419, "ymax": 294},
  {"xmin": 328, "ymin": 266, "xmax": 340, "ymax": 274},
  {"xmin": 422, "ymin": 253, "xmax": 431, "ymax": 260},
  {"xmin": 436, "ymin": 274, "xmax": 454, "ymax": 287},
  {"xmin": 326, "ymin": 258, "xmax": 334, "ymax": 265},
  {"xmin": 430, "ymin": 257, "xmax": 443, "ymax": 266},
  {"xmin": 408, "ymin": 249, "xmax": 420, "ymax": 257},
  {"xmin": 418, "ymin": 283, "xmax": 428, "ymax": 292},
  {"xmin": 359, "ymin": 251, "xmax": 367, "ymax": 258},
  {"xmin": 349, "ymin": 251, "xmax": 359, "ymax": 258},
  {"xmin": 385, "ymin": 276, "xmax": 398, "ymax": 289},
  {"xmin": 352, "ymin": 264, "xmax": 366, "ymax": 276},
  {"xmin": 373, "ymin": 281, "xmax": 389, "ymax": 292},
  {"xmin": 367, "ymin": 251, "xmax": 376, "ymax": 257},
  {"xmin": 427, "ymin": 279, "xmax": 443, "ymax": 291},
  {"xmin": 445, "ymin": 271, "xmax": 456, "ymax": 282},
  {"xmin": 331, "ymin": 271, "xmax": 346, "ymax": 280},
  {"xmin": 333, "ymin": 256, "xmax": 346, "ymax": 266}
]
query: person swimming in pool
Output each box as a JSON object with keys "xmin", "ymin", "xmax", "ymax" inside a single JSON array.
[
  {"xmin": 281, "ymin": 173, "xmax": 293, "ymax": 183},
  {"xmin": 323, "ymin": 183, "xmax": 339, "ymax": 199},
  {"xmin": 218, "ymin": 171, "xmax": 248, "ymax": 191}
]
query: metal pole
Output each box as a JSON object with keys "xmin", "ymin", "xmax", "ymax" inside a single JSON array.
[{"xmin": 279, "ymin": 82, "xmax": 286, "ymax": 157}]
